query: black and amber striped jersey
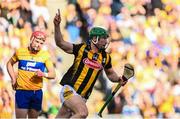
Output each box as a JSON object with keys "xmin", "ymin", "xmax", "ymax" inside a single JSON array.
[{"xmin": 60, "ymin": 43, "xmax": 112, "ymax": 99}]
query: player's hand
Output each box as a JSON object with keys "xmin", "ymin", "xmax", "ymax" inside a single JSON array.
[
  {"xmin": 119, "ymin": 78, "xmax": 128, "ymax": 86},
  {"xmin": 122, "ymin": 63, "xmax": 134, "ymax": 81},
  {"xmin": 54, "ymin": 9, "xmax": 61, "ymax": 26},
  {"xmin": 35, "ymin": 69, "xmax": 45, "ymax": 77}
]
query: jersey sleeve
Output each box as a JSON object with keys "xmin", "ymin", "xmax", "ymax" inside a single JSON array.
[
  {"xmin": 44, "ymin": 52, "xmax": 54, "ymax": 69},
  {"xmin": 11, "ymin": 50, "xmax": 18, "ymax": 62},
  {"xmin": 104, "ymin": 54, "xmax": 112, "ymax": 69},
  {"xmin": 73, "ymin": 43, "xmax": 84, "ymax": 57}
]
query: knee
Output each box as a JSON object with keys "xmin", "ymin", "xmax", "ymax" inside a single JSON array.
[{"xmin": 79, "ymin": 109, "xmax": 88, "ymax": 118}]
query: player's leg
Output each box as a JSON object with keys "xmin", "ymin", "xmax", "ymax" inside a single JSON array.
[
  {"xmin": 56, "ymin": 85, "xmax": 75, "ymax": 118},
  {"xmin": 15, "ymin": 108, "xmax": 28, "ymax": 118},
  {"xmin": 28, "ymin": 89, "xmax": 43, "ymax": 118},
  {"xmin": 28, "ymin": 109, "xmax": 40, "ymax": 118},
  {"xmin": 56, "ymin": 103, "xmax": 72, "ymax": 118},
  {"xmin": 15, "ymin": 90, "xmax": 30, "ymax": 118},
  {"xmin": 57, "ymin": 85, "xmax": 88, "ymax": 118},
  {"xmin": 64, "ymin": 95, "xmax": 88, "ymax": 118}
]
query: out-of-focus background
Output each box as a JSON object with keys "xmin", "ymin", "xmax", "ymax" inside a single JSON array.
[{"xmin": 0, "ymin": 0, "xmax": 180, "ymax": 118}]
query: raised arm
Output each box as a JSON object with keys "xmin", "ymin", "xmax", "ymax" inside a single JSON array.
[{"xmin": 53, "ymin": 9, "xmax": 73, "ymax": 54}]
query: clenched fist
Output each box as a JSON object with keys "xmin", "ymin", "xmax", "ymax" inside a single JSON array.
[{"xmin": 35, "ymin": 69, "xmax": 47, "ymax": 78}]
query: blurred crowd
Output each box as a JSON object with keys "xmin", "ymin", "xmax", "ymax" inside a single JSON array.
[{"xmin": 0, "ymin": 0, "xmax": 180, "ymax": 118}]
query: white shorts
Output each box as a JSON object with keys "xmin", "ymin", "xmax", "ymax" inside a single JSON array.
[{"xmin": 60, "ymin": 85, "xmax": 79, "ymax": 104}]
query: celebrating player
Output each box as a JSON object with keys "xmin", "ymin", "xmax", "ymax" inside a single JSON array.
[{"xmin": 54, "ymin": 9, "xmax": 134, "ymax": 118}]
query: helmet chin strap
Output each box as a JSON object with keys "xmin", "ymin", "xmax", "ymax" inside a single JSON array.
[
  {"xmin": 92, "ymin": 36, "xmax": 99, "ymax": 50},
  {"xmin": 92, "ymin": 36, "xmax": 105, "ymax": 52},
  {"xmin": 28, "ymin": 37, "xmax": 39, "ymax": 54},
  {"xmin": 92, "ymin": 36, "xmax": 99, "ymax": 45}
]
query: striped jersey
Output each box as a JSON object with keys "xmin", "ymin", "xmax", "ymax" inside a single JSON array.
[
  {"xmin": 60, "ymin": 43, "xmax": 112, "ymax": 99},
  {"xmin": 11, "ymin": 47, "xmax": 54, "ymax": 90}
]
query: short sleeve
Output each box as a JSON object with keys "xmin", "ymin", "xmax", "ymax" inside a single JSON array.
[
  {"xmin": 11, "ymin": 51, "xmax": 18, "ymax": 62},
  {"xmin": 73, "ymin": 43, "xmax": 84, "ymax": 57},
  {"xmin": 44, "ymin": 52, "xmax": 54, "ymax": 68},
  {"xmin": 104, "ymin": 54, "xmax": 112, "ymax": 69}
]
